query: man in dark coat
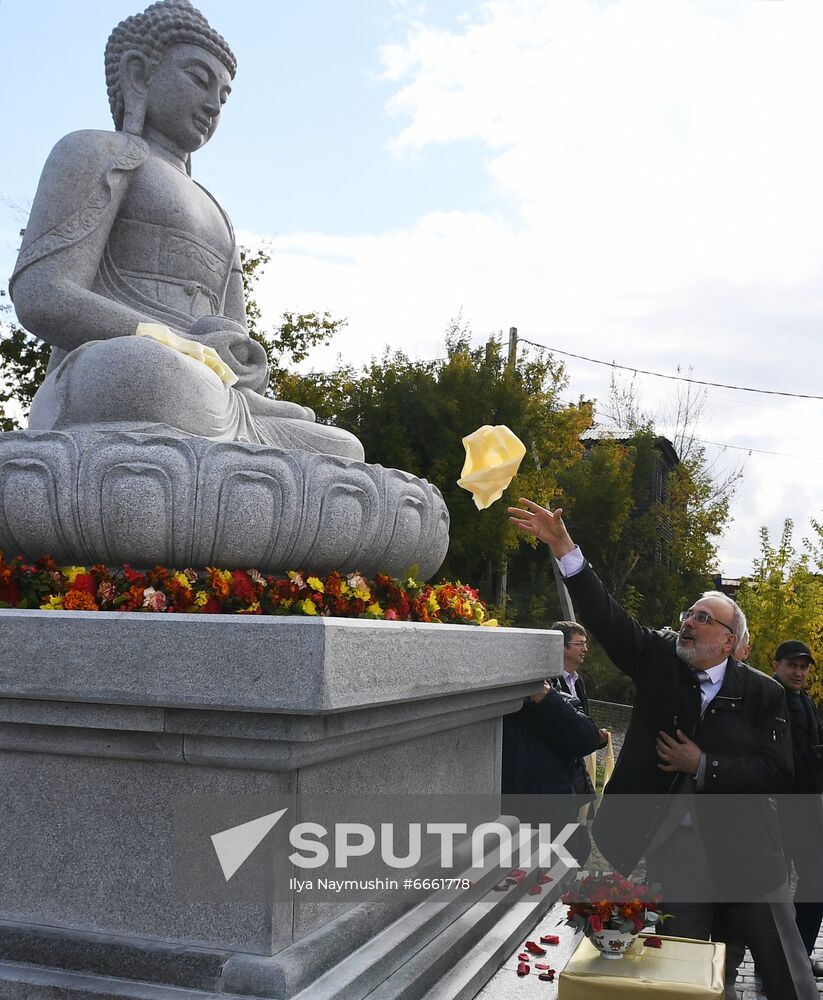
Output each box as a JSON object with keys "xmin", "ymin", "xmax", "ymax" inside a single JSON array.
[
  {"xmin": 508, "ymin": 498, "xmax": 817, "ymax": 1000},
  {"xmin": 772, "ymin": 640, "xmax": 823, "ymax": 973},
  {"xmin": 551, "ymin": 619, "xmax": 609, "ymax": 815},
  {"xmin": 502, "ymin": 679, "xmax": 604, "ymax": 865}
]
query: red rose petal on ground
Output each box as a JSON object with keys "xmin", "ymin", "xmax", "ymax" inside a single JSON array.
[
  {"xmin": 534, "ymin": 963, "xmax": 552, "ymax": 970},
  {"xmin": 537, "ymin": 872, "xmax": 553, "ymax": 885},
  {"xmin": 506, "ymin": 874, "xmax": 525, "ymax": 886},
  {"xmin": 493, "ymin": 883, "xmax": 509, "ymax": 891},
  {"xmin": 517, "ymin": 961, "xmax": 530, "ymax": 977},
  {"xmin": 540, "ymin": 934, "xmax": 560, "ymax": 945},
  {"xmin": 528, "ymin": 884, "xmax": 543, "ymax": 895},
  {"xmin": 644, "ymin": 936, "xmax": 663, "ymax": 948},
  {"xmin": 509, "ymin": 868, "xmax": 526, "ymax": 878},
  {"xmin": 525, "ymin": 941, "xmax": 547, "ymax": 955},
  {"xmin": 517, "ymin": 953, "xmax": 530, "ymax": 961}
]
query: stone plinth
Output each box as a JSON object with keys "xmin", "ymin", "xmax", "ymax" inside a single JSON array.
[
  {"xmin": 0, "ymin": 611, "xmax": 564, "ymax": 999},
  {"xmin": 0, "ymin": 429, "xmax": 450, "ymax": 579}
]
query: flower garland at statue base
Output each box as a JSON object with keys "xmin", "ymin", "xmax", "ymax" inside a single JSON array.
[{"xmin": 0, "ymin": 552, "xmax": 495, "ymax": 625}]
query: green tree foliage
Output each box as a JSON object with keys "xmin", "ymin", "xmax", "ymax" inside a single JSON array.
[
  {"xmin": 239, "ymin": 246, "xmax": 345, "ymax": 387},
  {"xmin": 276, "ymin": 329, "xmax": 594, "ymax": 600},
  {"xmin": 736, "ymin": 518, "xmax": 823, "ymax": 702},
  {"xmin": 0, "ymin": 300, "xmax": 50, "ymax": 431}
]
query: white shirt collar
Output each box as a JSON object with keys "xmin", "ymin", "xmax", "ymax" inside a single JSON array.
[{"xmin": 702, "ymin": 659, "xmax": 728, "ymax": 682}]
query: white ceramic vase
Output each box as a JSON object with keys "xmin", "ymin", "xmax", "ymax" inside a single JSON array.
[{"xmin": 589, "ymin": 928, "xmax": 637, "ymax": 959}]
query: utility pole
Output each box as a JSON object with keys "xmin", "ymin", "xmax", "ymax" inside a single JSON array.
[
  {"xmin": 496, "ymin": 327, "xmax": 519, "ymax": 611},
  {"xmin": 507, "ymin": 326, "xmax": 518, "ymax": 370}
]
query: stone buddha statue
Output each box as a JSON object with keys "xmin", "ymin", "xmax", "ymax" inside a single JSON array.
[
  {"xmin": 9, "ymin": 0, "xmax": 362, "ymax": 461},
  {"xmin": 0, "ymin": 0, "xmax": 448, "ymax": 579}
]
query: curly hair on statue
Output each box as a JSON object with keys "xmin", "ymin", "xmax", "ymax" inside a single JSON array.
[{"xmin": 104, "ymin": 0, "xmax": 237, "ymax": 130}]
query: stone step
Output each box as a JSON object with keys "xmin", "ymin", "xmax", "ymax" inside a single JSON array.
[{"xmin": 355, "ymin": 871, "xmax": 572, "ymax": 1000}]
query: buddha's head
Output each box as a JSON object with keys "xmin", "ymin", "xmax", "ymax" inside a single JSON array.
[{"xmin": 105, "ymin": 0, "xmax": 236, "ymax": 146}]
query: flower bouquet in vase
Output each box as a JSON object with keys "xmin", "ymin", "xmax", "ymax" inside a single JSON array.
[{"xmin": 562, "ymin": 871, "xmax": 669, "ymax": 960}]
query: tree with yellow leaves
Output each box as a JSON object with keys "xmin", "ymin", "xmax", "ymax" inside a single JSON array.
[{"xmin": 736, "ymin": 519, "xmax": 823, "ymax": 703}]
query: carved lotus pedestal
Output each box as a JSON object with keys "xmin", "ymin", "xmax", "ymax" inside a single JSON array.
[{"xmin": 0, "ymin": 429, "xmax": 450, "ymax": 578}]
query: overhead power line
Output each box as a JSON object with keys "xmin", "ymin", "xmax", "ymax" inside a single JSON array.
[{"xmin": 518, "ymin": 338, "xmax": 823, "ymax": 402}]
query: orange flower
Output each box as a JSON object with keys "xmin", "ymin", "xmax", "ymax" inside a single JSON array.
[{"xmin": 63, "ymin": 589, "xmax": 99, "ymax": 611}]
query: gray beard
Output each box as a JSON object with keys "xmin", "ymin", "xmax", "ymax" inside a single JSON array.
[{"xmin": 676, "ymin": 635, "xmax": 721, "ymax": 666}]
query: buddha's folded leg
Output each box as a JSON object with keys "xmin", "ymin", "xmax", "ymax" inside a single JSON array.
[{"xmin": 27, "ymin": 336, "xmax": 365, "ymax": 460}]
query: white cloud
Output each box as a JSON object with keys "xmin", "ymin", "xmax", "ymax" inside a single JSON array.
[{"xmin": 253, "ymin": 0, "xmax": 823, "ymax": 575}]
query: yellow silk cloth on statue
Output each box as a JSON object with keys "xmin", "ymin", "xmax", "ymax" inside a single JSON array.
[
  {"xmin": 136, "ymin": 323, "xmax": 238, "ymax": 387},
  {"xmin": 559, "ymin": 935, "xmax": 725, "ymax": 999}
]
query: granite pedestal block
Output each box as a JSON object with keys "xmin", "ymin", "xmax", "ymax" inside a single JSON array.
[{"xmin": 0, "ymin": 611, "xmax": 563, "ymax": 999}]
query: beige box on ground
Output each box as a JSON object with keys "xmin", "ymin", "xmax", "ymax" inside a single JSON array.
[{"xmin": 559, "ymin": 934, "xmax": 725, "ymax": 999}]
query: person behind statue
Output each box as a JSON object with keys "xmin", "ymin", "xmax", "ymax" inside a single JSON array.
[
  {"xmin": 551, "ymin": 620, "xmax": 609, "ymax": 818},
  {"xmin": 507, "ymin": 498, "xmax": 817, "ymax": 1000},
  {"xmin": 501, "ymin": 676, "xmax": 604, "ymax": 867},
  {"xmin": 9, "ymin": 0, "xmax": 362, "ymax": 461}
]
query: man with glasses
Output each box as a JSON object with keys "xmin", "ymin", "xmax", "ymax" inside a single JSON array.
[
  {"xmin": 552, "ymin": 621, "xmax": 609, "ymax": 812},
  {"xmin": 508, "ymin": 498, "xmax": 817, "ymax": 1000}
]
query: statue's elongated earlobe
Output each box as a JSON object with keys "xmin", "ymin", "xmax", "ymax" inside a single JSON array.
[{"xmin": 119, "ymin": 50, "xmax": 149, "ymax": 135}]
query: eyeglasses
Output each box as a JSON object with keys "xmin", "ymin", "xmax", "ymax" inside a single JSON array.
[
  {"xmin": 679, "ymin": 609, "xmax": 735, "ymax": 635},
  {"xmin": 567, "ymin": 640, "xmax": 588, "ymax": 648}
]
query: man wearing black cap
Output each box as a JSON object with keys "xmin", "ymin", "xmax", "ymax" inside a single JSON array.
[{"xmin": 773, "ymin": 640, "xmax": 823, "ymax": 976}]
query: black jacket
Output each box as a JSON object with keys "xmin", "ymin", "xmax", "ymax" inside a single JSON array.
[
  {"xmin": 781, "ymin": 686, "xmax": 823, "ymax": 794},
  {"xmin": 502, "ymin": 686, "xmax": 603, "ymax": 796},
  {"xmin": 558, "ymin": 672, "xmax": 590, "ymax": 716},
  {"xmin": 566, "ymin": 563, "xmax": 793, "ymax": 896}
]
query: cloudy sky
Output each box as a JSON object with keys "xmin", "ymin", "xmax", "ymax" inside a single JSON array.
[{"xmin": 1, "ymin": 0, "xmax": 822, "ymax": 578}]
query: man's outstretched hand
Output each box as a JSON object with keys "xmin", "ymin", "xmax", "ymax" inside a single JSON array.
[{"xmin": 507, "ymin": 498, "xmax": 576, "ymax": 558}]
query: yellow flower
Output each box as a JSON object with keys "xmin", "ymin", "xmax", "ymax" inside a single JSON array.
[
  {"xmin": 300, "ymin": 598, "xmax": 318, "ymax": 616},
  {"xmin": 481, "ymin": 618, "xmax": 499, "ymax": 627},
  {"xmin": 194, "ymin": 591, "xmax": 209, "ymax": 607},
  {"xmin": 366, "ymin": 602, "xmax": 383, "ymax": 617},
  {"xmin": 456, "ymin": 425, "xmax": 526, "ymax": 510},
  {"xmin": 173, "ymin": 572, "xmax": 191, "ymax": 589},
  {"xmin": 40, "ymin": 594, "xmax": 65, "ymax": 610},
  {"xmin": 60, "ymin": 566, "xmax": 87, "ymax": 584},
  {"xmin": 307, "ymin": 576, "xmax": 325, "ymax": 593}
]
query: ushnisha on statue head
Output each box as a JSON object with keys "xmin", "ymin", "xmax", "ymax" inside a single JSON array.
[{"xmin": 105, "ymin": 0, "xmax": 236, "ymax": 140}]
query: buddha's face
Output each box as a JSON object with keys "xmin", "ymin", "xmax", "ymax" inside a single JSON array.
[{"xmin": 142, "ymin": 43, "xmax": 232, "ymax": 154}]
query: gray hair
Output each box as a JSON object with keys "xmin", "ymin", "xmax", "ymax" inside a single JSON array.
[
  {"xmin": 105, "ymin": 0, "xmax": 237, "ymax": 130},
  {"xmin": 701, "ymin": 590, "xmax": 747, "ymax": 644}
]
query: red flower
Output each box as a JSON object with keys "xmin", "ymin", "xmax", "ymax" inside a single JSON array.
[
  {"xmin": 72, "ymin": 573, "xmax": 97, "ymax": 595},
  {"xmin": 231, "ymin": 570, "xmax": 257, "ymax": 604},
  {"xmin": 0, "ymin": 581, "xmax": 20, "ymax": 605},
  {"xmin": 123, "ymin": 566, "xmax": 145, "ymax": 585},
  {"xmin": 201, "ymin": 597, "xmax": 223, "ymax": 614},
  {"xmin": 589, "ymin": 914, "xmax": 603, "ymax": 932}
]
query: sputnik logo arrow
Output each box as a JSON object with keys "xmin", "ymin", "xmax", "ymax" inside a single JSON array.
[{"xmin": 211, "ymin": 808, "xmax": 288, "ymax": 881}]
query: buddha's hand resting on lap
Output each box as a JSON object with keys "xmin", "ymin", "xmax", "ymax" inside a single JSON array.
[
  {"xmin": 188, "ymin": 316, "xmax": 315, "ymax": 421},
  {"xmin": 188, "ymin": 316, "xmax": 269, "ymax": 394}
]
